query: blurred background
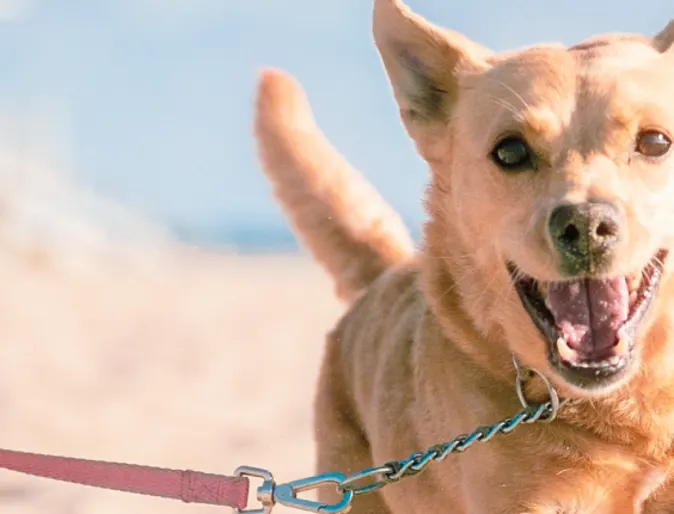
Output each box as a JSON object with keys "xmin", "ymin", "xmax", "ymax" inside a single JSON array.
[
  {"xmin": 0, "ymin": 0, "xmax": 668, "ymax": 252},
  {"xmin": 0, "ymin": 1, "xmax": 669, "ymax": 513}
]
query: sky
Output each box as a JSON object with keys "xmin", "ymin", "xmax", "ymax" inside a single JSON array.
[{"xmin": 0, "ymin": 0, "xmax": 670, "ymax": 244}]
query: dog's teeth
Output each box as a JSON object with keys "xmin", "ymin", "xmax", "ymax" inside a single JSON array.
[
  {"xmin": 614, "ymin": 337, "xmax": 630, "ymax": 357},
  {"xmin": 570, "ymin": 355, "xmax": 624, "ymax": 370},
  {"xmin": 628, "ymin": 290, "xmax": 638, "ymax": 307},
  {"xmin": 618, "ymin": 326, "xmax": 628, "ymax": 341},
  {"xmin": 556, "ymin": 337, "xmax": 577, "ymax": 363},
  {"xmin": 627, "ymin": 274, "xmax": 641, "ymax": 292},
  {"xmin": 606, "ymin": 356, "xmax": 622, "ymax": 366}
]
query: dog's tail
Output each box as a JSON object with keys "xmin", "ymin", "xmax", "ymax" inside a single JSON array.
[{"xmin": 254, "ymin": 69, "xmax": 415, "ymax": 301}]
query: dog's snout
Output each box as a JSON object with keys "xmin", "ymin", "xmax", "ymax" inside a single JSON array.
[{"xmin": 548, "ymin": 202, "xmax": 622, "ymax": 275}]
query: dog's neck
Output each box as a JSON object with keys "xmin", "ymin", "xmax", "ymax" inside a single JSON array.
[
  {"xmin": 420, "ymin": 182, "xmax": 516, "ymax": 382},
  {"xmin": 420, "ymin": 190, "xmax": 674, "ymax": 460}
]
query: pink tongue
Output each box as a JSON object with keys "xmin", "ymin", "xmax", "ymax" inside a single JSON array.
[{"xmin": 547, "ymin": 278, "xmax": 629, "ymax": 355}]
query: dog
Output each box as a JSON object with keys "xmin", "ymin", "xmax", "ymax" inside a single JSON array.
[{"xmin": 254, "ymin": 0, "xmax": 674, "ymax": 511}]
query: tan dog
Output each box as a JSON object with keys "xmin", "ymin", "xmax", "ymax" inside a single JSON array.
[{"xmin": 254, "ymin": 0, "xmax": 674, "ymax": 511}]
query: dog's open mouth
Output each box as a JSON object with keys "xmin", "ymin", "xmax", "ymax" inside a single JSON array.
[{"xmin": 507, "ymin": 249, "xmax": 668, "ymax": 390}]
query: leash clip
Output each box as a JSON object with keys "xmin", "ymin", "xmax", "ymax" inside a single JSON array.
[
  {"xmin": 275, "ymin": 472, "xmax": 354, "ymax": 513},
  {"xmin": 233, "ymin": 467, "xmax": 354, "ymax": 514}
]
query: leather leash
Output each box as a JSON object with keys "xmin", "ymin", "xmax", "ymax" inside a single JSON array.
[{"xmin": 0, "ymin": 448, "xmax": 249, "ymax": 510}]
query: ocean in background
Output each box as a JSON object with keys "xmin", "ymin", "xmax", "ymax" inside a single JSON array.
[{"xmin": 172, "ymin": 219, "xmax": 424, "ymax": 253}]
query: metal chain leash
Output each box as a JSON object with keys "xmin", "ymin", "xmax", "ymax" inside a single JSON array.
[
  {"xmin": 339, "ymin": 357, "xmax": 566, "ymax": 499},
  {"xmin": 339, "ymin": 399, "xmax": 561, "ymax": 499},
  {"xmin": 235, "ymin": 358, "xmax": 565, "ymax": 514}
]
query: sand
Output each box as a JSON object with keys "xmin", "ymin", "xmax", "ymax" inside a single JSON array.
[{"xmin": 0, "ymin": 246, "xmax": 344, "ymax": 514}]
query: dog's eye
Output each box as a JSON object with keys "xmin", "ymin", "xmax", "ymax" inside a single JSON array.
[
  {"xmin": 635, "ymin": 130, "xmax": 671, "ymax": 158},
  {"xmin": 491, "ymin": 137, "xmax": 532, "ymax": 171}
]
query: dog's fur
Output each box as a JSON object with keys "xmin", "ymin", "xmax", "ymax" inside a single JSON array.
[{"xmin": 254, "ymin": 0, "xmax": 674, "ymax": 511}]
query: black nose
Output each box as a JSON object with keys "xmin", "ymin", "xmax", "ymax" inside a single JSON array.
[{"xmin": 547, "ymin": 202, "xmax": 622, "ymax": 275}]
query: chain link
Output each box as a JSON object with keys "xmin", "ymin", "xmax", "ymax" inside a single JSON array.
[{"xmin": 336, "ymin": 399, "xmax": 562, "ymax": 499}]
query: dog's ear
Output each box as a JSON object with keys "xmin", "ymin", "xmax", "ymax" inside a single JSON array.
[
  {"xmin": 373, "ymin": 0, "xmax": 492, "ymax": 159},
  {"xmin": 653, "ymin": 20, "xmax": 674, "ymax": 52}
]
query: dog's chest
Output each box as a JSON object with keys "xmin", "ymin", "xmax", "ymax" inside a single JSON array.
[
  {"xmin": 536, "ymin": 464, "xmax": 670, "ymax": 514},
  {"xmin": 375, "ymin": 457, "xmax": 672, "ymax": 513},
  {"xmin": 639, "ymin": 465, "xmax": 674, "ymax": 513}
]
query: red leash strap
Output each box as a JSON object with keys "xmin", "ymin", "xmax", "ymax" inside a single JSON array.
[{"xmin": 0, "ymin": 448, "xmax": 250, "ymax": 510}]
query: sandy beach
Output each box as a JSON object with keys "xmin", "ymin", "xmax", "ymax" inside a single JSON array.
[{"xmin": 0, "ymin": 243, "xmax": 344, "ymax": 514}]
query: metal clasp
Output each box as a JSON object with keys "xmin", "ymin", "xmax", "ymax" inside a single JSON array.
[
  {"xmin": 232, "ymin": 468, "xmax": 354, "ymax": 514},
  {"xmin": 233, "ymin": 466, "xmax": 275, "ymax": 514},
  {"xmin": 274, "ymin": 472, "xmax": 354, "ymax": 514}
]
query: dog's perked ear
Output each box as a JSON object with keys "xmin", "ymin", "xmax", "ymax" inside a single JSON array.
[
  {"xmin": 372, "ymin": 0, "xmax": 491, "ymax": 159},
  {"xmin": 653, "ymin": 20, "xmax": 674, "ymax": 52}
]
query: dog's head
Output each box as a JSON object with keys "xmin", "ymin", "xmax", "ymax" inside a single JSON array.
[{"xmin": 374, "ymin": 0, "xmax": 674, "ymax": 396}]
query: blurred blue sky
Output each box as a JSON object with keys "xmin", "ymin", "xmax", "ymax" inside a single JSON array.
[{"xmin": 0, "ymin": 0, "xmax": 669, "ymax": 244}]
